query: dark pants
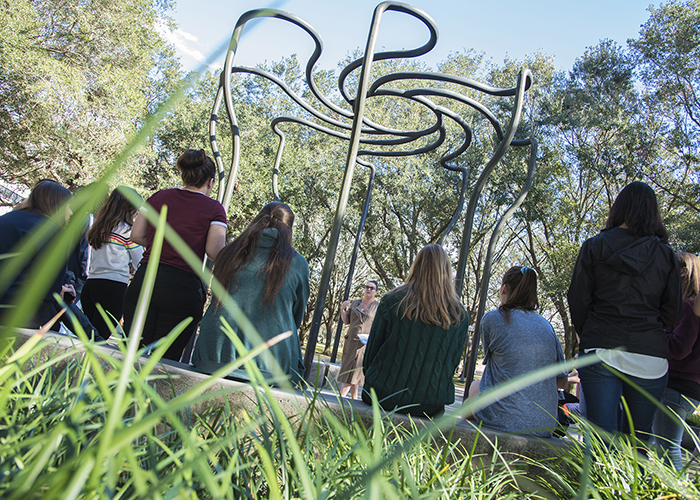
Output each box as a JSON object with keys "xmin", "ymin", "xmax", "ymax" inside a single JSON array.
[
  {"xmin": 122, "ymin": 264, "xmax": 205, "ymax": 362},
  {"xmin": 81, "ymin": 278, "xmax": 128, "ymax": 340}
]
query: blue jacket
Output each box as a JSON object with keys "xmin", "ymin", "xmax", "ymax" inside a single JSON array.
[{"xmin": 0, "ymin": 210, "xmax": 66, "ymax": 326}]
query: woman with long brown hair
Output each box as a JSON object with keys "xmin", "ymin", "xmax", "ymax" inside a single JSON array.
[
  {"xmin": 362, "ymin": 244, "xmax": 468, "ymax": 417},
  {"xmin": 568, "ymin": 181, "xmax": 681, "ymax": 440},
  {"xmin": 192, "ymin": 202, "xmax": 310, "ymax": 384},
  {"xmin": 0, "ymin": 179, "xmax": 72, "ymax": 330},
  {"xmin": 82, "ymin": 187, "xmax": 143, "ymax": 340}
]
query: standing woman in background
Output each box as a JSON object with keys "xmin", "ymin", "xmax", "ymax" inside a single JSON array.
[
  {"xmin": 338, "ymin": 280, "xmax": 379, "ymax": 399},
  {"xmin": 82, "ymin": 187, "xmax": 143, "ymax": 340},
  {"xmin": 653, "ymin": 252, "xmax": 700, "ymax": 470},
  {"xmin": 362, "ymin": 244, "xmax": 468, "ymax": 417},
  {"xmin": 568, "ymin": 181, "xmax": 681, "ymax": 440},
  {"xmin": 123, "ymin": 149, "xmax": 227, "ymax": 361}
]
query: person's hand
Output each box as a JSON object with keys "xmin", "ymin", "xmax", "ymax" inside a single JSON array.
[
  {"xmin": 61, "ymin": 284, "xmax": 76, "ymax": 303},
  {"xmin": 342, "ymin": 300, "xmax": 351, "ymax": 311},
  {"xmin": 567, "ymin": 369, "xmax": 580, "ymax": 385}
]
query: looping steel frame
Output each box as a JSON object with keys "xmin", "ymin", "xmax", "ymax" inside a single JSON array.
[{"xmin": 209, "ymin": 1, "xmax": 537, "ymax": 396}]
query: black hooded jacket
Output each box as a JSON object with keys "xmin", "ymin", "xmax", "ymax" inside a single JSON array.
[{"xmin": 568, "ymin": 227, "xmax": 682, "ymax": 359}]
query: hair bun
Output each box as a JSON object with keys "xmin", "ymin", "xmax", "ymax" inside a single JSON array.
[{"xmin": 179, "ymin": 149, "xmax": 205, "ymax": 170}]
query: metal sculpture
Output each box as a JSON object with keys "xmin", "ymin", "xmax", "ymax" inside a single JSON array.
[{"xmin": 209, "ymin": 1, "xmax": 537, "ymax": 391}]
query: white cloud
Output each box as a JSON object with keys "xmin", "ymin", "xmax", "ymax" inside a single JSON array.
[{"xmin": 156, "ymin": 22, "xmax": 206, "ymax": 62}]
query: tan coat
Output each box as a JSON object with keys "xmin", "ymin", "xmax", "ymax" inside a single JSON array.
[{"xmin": 338, "ymin": 299, "xmax": 378, "ymax": 385}]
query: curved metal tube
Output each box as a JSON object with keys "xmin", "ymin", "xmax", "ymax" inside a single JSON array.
[
  {"xmin": 211, "ymin": 2, "xmax": 538, "ymax": 384},
  {"xmin": 329, "ymin": 159, "xmax": 376, "ymax": 364},
  {"xmin": 271, "ymin": 123, "xmax": 286, "ymax": 202},
  {"xmin": 338, "ymin": 2, "xmax": 439, "ymax": 107},
  {"xmin": 304, "ymin": 2, "xmax": 442, "ymax": 378},
  {"xmin": 461, "ymin": 137, "xmax": 539, "ymax": 400},
  {"xmin": 454, "ymin": 68, "xmax": 533, "ymax": 297}
]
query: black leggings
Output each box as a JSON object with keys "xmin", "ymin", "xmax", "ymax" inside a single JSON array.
[
  {"xmin": 81, "ymin": 278, "xmax": 128, "ymax": 340},
  {"xmin": 122, "ymin": 264, "xmax": 205, "ymax": 362}
]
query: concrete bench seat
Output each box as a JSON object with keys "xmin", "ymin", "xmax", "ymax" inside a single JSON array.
[{"xmin": 10, "ymin": 328, "xmax": 570, "ymax": 466}]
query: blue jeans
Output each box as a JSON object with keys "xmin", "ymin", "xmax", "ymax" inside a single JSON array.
[
  {"xmin": 579, "ymin": 362, "xmax": 668, "ymax": 441},
  {"xmin": 652, "ymin": 387, "xmax": 699, "ymax": 471}
]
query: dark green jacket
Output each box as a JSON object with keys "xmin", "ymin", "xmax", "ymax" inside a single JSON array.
[
  {"xmin": 192, "ymin": 228, "xmax": 310, "ymax": 385},
  {"xmin": 362, "ymin": 288, "xmax": 469, "ymax": 416}
]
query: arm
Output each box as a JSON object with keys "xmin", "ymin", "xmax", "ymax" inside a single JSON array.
[
  {"xmin": 130, "ymin": 211, "xmax": 148, "ymax": 247},
  {"xmin": 558, "ymin": 369, "xmax": 580, "ymax": 390},
  {"xmin": 127, "ymin": 240, "xmax": 144, "ymax": 271},
  {"xmin": 567, "ymin": 240, "xmax": 595, "ymax": 336},
  {"xmin": 293, "ymin": 257, "xmax": 310, "ymax": 330},
  {"xmin": 553, "ymin": 333, "xmax": 569, "ymax": 383},
  {"xmin": 479, "ymin": 312, "xmax": 493, "ymax": 364},
  {"xmin": 340, "ymin": 300, "xmax": 352, "ymax": 325},
  {"xmin": 666, "ymin": 298, "xmax": 700, "ymax": 360},
  {"xmin": 452, "ymin": 312, "xmax": 470, "ymax": 370},
  {"xmin": 205, "ymin": 223, "xmax": 227, "ymax": 261},
  {"xmin": 659, "ymin": 253, "xmax": 682, "ymax": 329}
]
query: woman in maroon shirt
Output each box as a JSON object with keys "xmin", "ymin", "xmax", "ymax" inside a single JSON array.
[{"xmin": 123, "ymin": 149, "xmax": 227, "ymax": 361}]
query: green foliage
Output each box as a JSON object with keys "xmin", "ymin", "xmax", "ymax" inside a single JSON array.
[
  {"xmin": 0, "ymin": 0, "xmax": 178, "ymax": 189},
  {"xmin": 542, "ymin": 418, "xmax": 700, "ymax": 499},
  {"xmin": 630, "ymin": 0, "xmax": 700, "ymax": 253},
  {"xmin": 0, "ymin": 331, "xmax": 546, "ymax": 499}
]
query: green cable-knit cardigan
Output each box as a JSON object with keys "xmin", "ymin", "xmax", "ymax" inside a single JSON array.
[{"xmin": 362, "ymin": 288, "xmax": 469, "ymax": 416}]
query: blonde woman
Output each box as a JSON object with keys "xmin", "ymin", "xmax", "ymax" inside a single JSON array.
[
  {"xmin": 362, "ymin": 244, "xmax": 468, "ymax": 417},
  {"xmin": 338, "ymin": 280, "xmax": 379, "ymax": 399}
]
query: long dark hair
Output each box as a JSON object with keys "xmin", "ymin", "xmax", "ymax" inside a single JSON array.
[
  {"xmin": 604, "ymin": 181, "xmax": 668, "ymax": 243},
  {"xmin": 498, "ymin": 266, "xmax": 539, "ymax": 324},
  {"xmin": 213, "ymin": 202, "xmax": 296, "ymax": 308},
  {"xmin": 87, "ymin": 188, "xmax": 142, "ymax": 249},
  {"xmin": 396, "ymin": 244, "xmax": 465, "ymax": 330},
  {"xmin": 177, "ymin": 149, "xmax": 217, "ymax": 188}
]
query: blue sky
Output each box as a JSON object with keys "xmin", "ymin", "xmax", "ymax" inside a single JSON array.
[{"xmin": 163, "ymin": 0, "xmax": 656, "ymax": 73}]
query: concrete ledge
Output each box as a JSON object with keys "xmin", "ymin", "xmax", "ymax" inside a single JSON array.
[{"xmin": 8, "ymin": 328, "xmax": 569, "ymax": 465}]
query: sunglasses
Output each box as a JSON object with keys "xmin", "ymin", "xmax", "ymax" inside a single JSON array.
[{"xmin": 365, "ymin": 286, "xmax": 376, "ymax": 291}]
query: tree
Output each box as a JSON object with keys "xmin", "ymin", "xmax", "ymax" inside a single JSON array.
[
  {"xmin": 630, "ymin": 0, "xmax": 700, "ymax": 252},
  {"xmin": 0, "ymin": 0, "xmax": 176, "ymax": 191}
]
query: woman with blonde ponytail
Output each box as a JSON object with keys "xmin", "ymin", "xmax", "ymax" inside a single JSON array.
[
  {"xmin": 362, "ymin": 244, "xmax": 468, "ymax": 417},
  {"xmin": 193, "ymin": 202, "xmax": 310, "ymax": 385}
]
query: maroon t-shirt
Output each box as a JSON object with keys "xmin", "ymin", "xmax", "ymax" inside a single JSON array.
[{"xmin": 140, "ymin": 188, "xmax": 227, "ymax": 273}]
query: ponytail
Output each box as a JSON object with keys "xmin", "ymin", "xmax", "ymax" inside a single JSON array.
[{"xmin": 498, "ymin": 265, "xmax": 538, "ymax": 324}]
